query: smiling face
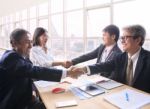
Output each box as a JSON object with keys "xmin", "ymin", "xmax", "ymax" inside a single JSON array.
[
  {"xmin": 102, "ymin": 32, "xmax": 116, "ymax": 46},
  {"xmin": 121, "ymin": 30, "xmax": 141, "ymax": 55},
  {"xmin": 38, "ymin": 32, "xmax": 48, "ymax": 47},
  {"xmin": 14, "ymin": 34, "xmax": 32, "ymax": 57}
]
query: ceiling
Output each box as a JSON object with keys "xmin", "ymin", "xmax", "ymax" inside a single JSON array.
[{"xmin": 0, "ymin": 0, "xmax": 48, "ymax": 16}]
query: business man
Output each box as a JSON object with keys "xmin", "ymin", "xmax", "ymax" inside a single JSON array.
[
  {"xmin": 70, "ymin": 25, "xmax": 150, "ymax": 93},
  {"xmin": 0, "ymin": 29, "xmax": 72, "ymax": 109},
  {"xmin": 64, "ymin": 24, "xmax": 122, "ymax": 77}
]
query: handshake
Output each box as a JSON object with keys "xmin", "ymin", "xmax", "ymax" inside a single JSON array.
[
  {"xmin": 59, "ymin": 61, "xmax": 74, "ymax": 68},
  {"xmin": 67, "ymin": 66, "xmax": 87, "ymax": 78},
  {"xmin": 59, "ymin": 61, "xmax": 88, "ymax": 78}
]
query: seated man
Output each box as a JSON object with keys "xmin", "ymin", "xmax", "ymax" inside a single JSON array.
[
  {"xmin": 64, "ymin": 24, "xmax": 122, "ymax": 78},
  {"xmin": 0, "ymin": 29, "xmax": 72, "ymax": 109},
  {"xmin": 70, "ymin": 25, "xmax": 150, "ymax": 93}
]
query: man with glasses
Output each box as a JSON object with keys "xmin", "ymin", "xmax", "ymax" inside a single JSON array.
[
  {"xmin": 63, "ymin": 24, "xmax": 122, "ymax": 78},
  {"xmin": 69, "ymin": 25, "xmax": 150, "ymax": 93}
]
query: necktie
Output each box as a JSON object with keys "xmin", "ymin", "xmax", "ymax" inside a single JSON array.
[{"xmin": 126, "ymin": 58, "xmax": 133, "ymax": 85}]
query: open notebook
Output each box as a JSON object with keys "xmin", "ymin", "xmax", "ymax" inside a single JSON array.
[{"xmin": 104, "ymin": 89, "xmax": 150, "ymax": 109}]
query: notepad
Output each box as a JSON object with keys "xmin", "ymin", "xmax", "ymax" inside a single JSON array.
[
  {"xmin": 55, "ymin": 100, "xmax": 78, "ymax": 108},
  {"xmin": 104, "ymin": 89, "xmax": 150, "ymax": 109},
  {"xmin": 97, "ymin": 80, "xmax": 123, "ymax": 90}
]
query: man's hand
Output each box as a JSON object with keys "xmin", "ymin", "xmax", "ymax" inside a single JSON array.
[
  {"xmin": 61, "ymin": 61, "xmax": 73, "ymax": 68},
  {"xmin": 67, "ymin": 66, "xmax": 87, "ymax": 78},
  {"xmin": 65, "ymin": 61, "xmax": 73, "ymax": 68}
]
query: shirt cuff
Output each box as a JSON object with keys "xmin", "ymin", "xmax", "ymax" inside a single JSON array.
[
  {"xmin": 61, "ymin": 70, "xmax": 67, "ymax": 79},
  {"xmin": 86, "ymin": 66, "xmax": 91, "ymax": 75}
]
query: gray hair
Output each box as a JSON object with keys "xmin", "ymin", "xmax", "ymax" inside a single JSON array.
[
  {"xmin": 123, "ymin": 25, "xmax": 146, "ymax": 46},
  {"xmin": 10, "ymin": 28, "xmax": 29, "ymax": 45}
]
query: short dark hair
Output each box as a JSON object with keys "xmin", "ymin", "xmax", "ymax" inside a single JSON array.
[
  {"xmin": 32, "ymin": 27, "xmax": 47, "ymax": 46},
  {"xmin": 10, "ymin": 28, "xmax": 29, "ymax": 45},
  {"xmin": 123, "ymin": 25, "xmax": 146, "ymax": 46},
  {"xmin": 103, "ymin": 24, "xmax": 120, "ymax": 42}
]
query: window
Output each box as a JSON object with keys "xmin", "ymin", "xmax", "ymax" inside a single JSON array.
[
  {"xmin": 66, "ymin": 38, "xmax": 84, "ymax": 59},
  {"xmin": 2, "ymin": 0, "xmax": 150, "ymax": 59},
  {"xmin": 114, "ymin": 0, "xmax": 150, "ymax": 38},
  {"xmin": 51, "ymin": 0, "xmax": 63, "ymax": 13},
  {"xmin": 51, "ymin": 39, "xmax": 65, "ymax": 59},
  {"xmin": 21, "ymin": 9, "xmax": 27, "ymax": 20},
  {"xmin": 15, "ymin": 12, "xmax": 20, "ymax": 21},
  {"xmin": 66, "ymin": 10, "xmax": 83, "ymax": 37},
  {"xmin": 86, "ymin": 38, "xmax": 101, "ymax": 51},
  {"xmin": 14, "ymin": 22, "xmax": 20, "ymax": 28},
  {"xmin": 38, "ymin": 19, "xmax": 48, "ymax": 31},
  {"xmin": 38, "ymin": 2, "xmax": 48, "ymax": 16},
  {"xmin": 21, "ymin": 20, "xmax": 27, "ymax": 30},
  {"xmin": 30, "ymin": 6, "xmax": 36, "ymax": 18},
  {"xmin": 87, "ymin": 7, "xmax": 110, "ymax": 37},
  {"xmin": 51, "ymin": 14, "xmax": 63, "ymax": 37},
  {"xmin": 29, "ymin": 19, "xmax": 36, "ymax": 35}
]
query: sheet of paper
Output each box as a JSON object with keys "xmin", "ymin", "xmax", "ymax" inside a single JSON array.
[
  {"xmin": 55, "ymin": 100, "xmax": 77, "ymax": 108},
  {"xmin": 104, "ymin": 89, "xmax": 150, "ymax": 109},
  {"xmin": 81, "ymin": 74, "xmax": 110, "ymax": 83},
  {"xmin": 61, "ymin": 77, "xmax": 77, "ymax": 84},
  {"xmin": 70, "ymin": 75, "xmax": 110, "ymax": 87},
  {"xmin": 34, "ymin": 80, "xmax": 58, "ymax": 88}
]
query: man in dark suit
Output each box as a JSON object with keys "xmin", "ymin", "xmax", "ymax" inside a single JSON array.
[
  {"xmin": 70, "ymin": 25, "xmax": 150, "ymax": 93},
  {"xmin": 64, "ymin": 24, "xmax": 122, "ymax": 77},
  {"xmin": 0, "ymin": 29, "xmax": 72, "ymax": 109}
]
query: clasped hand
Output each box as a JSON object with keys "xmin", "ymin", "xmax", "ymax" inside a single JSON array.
[{"xmin": 67, "ymin": 66, "xmax": 87, "ymax": 78}]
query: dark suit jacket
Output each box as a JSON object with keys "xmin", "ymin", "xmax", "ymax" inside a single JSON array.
[
  {"xmin": 89, "ymin": 48, "xmax": 150, "ymax": 93},
  {"xmin": 0, "ymin": 50, "xmax": 62, "ymax": 109},
  {"xmin": 72, "ymin": 44, "xmax": 122, "ymax": 77}
]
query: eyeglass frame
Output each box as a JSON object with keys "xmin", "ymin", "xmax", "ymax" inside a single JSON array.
[{"xmin": 120, "ymin": 36, "xmax": 133, "ymax": 41}]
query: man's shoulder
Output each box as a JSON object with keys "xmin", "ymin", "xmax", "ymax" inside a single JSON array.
[
  {"xmin": 112, "ymin": 44, "xmax": 122, "ymax": 52},
  {"xmin": 1, "ymin": 50, "xmax": 20, "ymax": 61},
  {"xmin": 5, "ymin": 50, "xmax": 18, "ymax": 57},
  {"xmin": 114, "ymin": 51, "xmax": 127, "ymax": 60},
  {"xmin": 141, "ymin": 48, "xmax": 150, "ymax": 58},
  {"xmin": 97, "ymin": 44, "xmax": 105, "ymax": 50}
]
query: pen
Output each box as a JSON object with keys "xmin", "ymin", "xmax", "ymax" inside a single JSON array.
[{"xmin": 125, "ymin": 92, "xmax": 129, "ymax": 101}]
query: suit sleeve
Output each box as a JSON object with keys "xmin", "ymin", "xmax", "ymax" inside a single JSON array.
[
  {"xmin": 5, "ymin": 53, "xmax": 62, "ymax": 82},
  {"xmin": 72, "ymin": 46, "xmax": 100, "ymax": 65},
  {"xmin": 88, "ymin": 59, "xmax": 116, "ymax": 75}
]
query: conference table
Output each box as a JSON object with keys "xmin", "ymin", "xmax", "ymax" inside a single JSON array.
[{"xmin": 35, "ymin": 75, "xmax": 150, "ymax": 109}]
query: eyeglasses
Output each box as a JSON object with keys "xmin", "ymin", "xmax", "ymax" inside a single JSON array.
[{"xmin": 120, "ymin": 36, "xmax": 133, "ymax": 41}]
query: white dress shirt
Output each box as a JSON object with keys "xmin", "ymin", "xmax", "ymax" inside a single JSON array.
[
  {"xmin": 30, "ymin": 46, "xmax": 54, "ymax": 67},
  {"xmin": 30, "ymin": 46, "xmax": 67, "ymax": 79},
  {"xmin": 100, "ymin": 44, "xmax": 115, "ymax": 62}
]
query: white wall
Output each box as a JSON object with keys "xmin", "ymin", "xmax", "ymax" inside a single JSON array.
[{"xmin": 0, "ymin": 0, "xmax": 48, "ymax": 16}]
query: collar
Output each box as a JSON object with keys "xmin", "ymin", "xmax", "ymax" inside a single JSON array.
[
  {"xmin": 128, "ymin": 47, "xmax": 141, "ymax": 61},
  {"xmin": 105, "ymin": 43, "xmax": 116, "ymax": 52}
]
